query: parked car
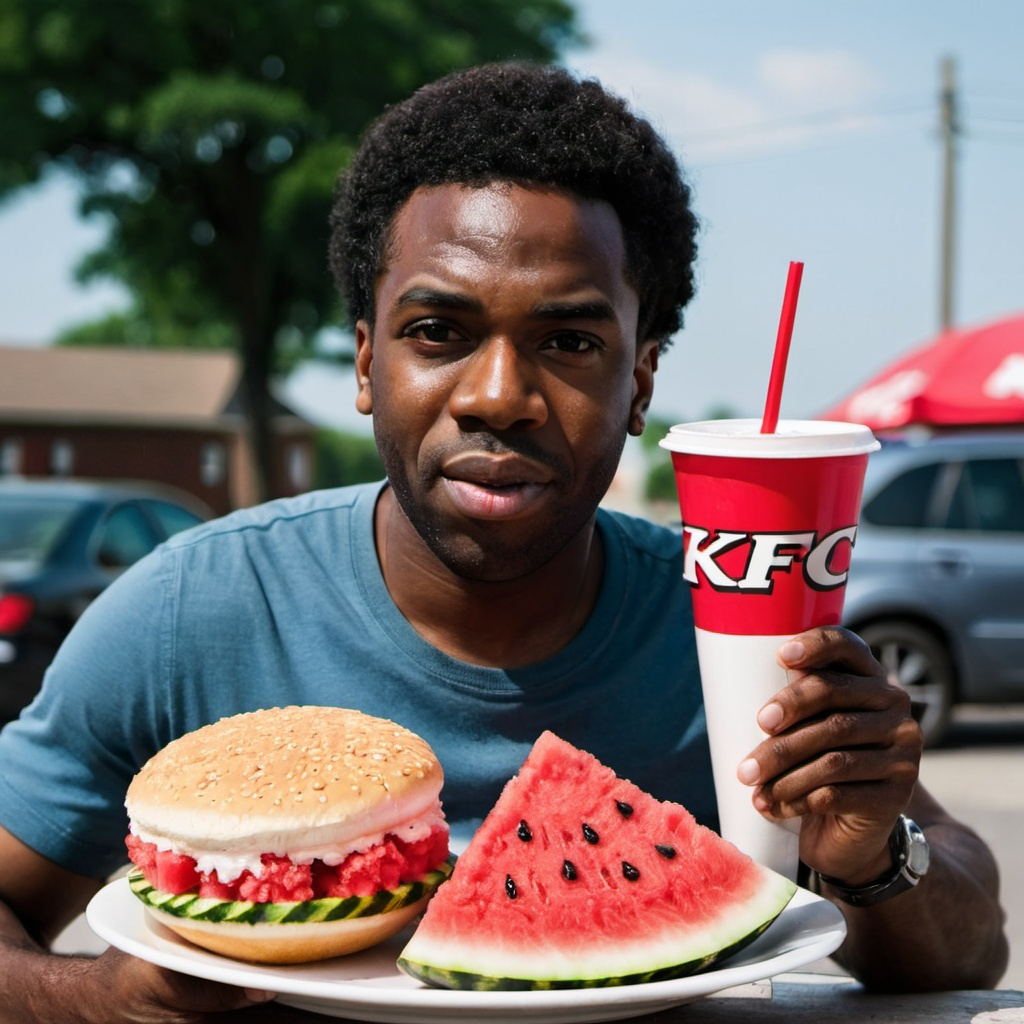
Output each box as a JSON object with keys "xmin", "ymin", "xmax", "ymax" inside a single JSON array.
[
  {"xmin": 843, "ymin": 430, "xmax": 1024, "ymax": 746},
  {"xmin": 0, "ymin": 479, "xmax": 210, "ymax": 722}
]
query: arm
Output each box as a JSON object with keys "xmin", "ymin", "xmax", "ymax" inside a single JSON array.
[
  {"xmin": 826, "ymin": 784, "xmax": 1007, "ymax": 990},
  {"xmin": 742, "ymin": 627, "xmax": 1008, "ymax": 991},
  {"xmin": 0, "ymin": 827, "xmax": 278, "ymax": 1023}
]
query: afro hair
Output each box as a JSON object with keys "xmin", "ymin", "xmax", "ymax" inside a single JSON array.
[{"xmin": 329, "ymin": 61, "xmax": 699, "ymax": 349}]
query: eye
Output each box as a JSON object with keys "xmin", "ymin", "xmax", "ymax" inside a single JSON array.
[
  {"xmin": 402, "ymin": 320, "xmax": 463, "ymax": 344},
  {"xmin": 544, "ymin": 332, "xmax": 602, "ymax": 355}
]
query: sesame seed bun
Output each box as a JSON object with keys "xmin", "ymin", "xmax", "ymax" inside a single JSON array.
[
  {"xmin": 125, "ymin": 706, "xmax": 448, "ymax": 964},
  {"xmin": 127, "ymin": 706, "xmax": 444, "ymax": 850}
]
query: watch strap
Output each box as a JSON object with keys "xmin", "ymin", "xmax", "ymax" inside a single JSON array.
[{"xmin": 816, "ymin": 815, "xmax": 929, "ymax": 908}]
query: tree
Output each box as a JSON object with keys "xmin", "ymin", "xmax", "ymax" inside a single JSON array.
[
  {"xmin": 0, "ymin": 0, "xmax": 578, "ymax": 499},
  {"xmin": 313, "ymin": 428, "xmax": 385, "ymax": 490}
]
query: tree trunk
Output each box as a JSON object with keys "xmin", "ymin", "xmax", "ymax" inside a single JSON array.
[{"xmin": 240, "ymin": 330, "xmax": 273, "ymax": 505}]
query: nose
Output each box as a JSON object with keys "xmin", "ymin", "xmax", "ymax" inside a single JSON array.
[{"xmin": 447, "ymin": 339, "xmax": 548, "ymax": 431}]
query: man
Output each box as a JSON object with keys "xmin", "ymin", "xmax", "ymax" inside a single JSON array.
[{"xmin": 0, "ymin": 62, "xmax": 1007, "ymax": 1021}]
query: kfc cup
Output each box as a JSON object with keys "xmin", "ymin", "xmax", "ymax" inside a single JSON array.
[{"xmin": 660, "ymin": 418, "xmax": 879, "ymax": 879}]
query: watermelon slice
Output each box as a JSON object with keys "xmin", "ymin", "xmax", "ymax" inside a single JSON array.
[{"xmin": 398, "ymin": 731, "xmax": 797, "ymax": 990}]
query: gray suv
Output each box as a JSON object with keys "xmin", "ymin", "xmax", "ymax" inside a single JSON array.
[{"xmin": 844, "ymin": 430, "xmax": 1024, "ymax": 745}]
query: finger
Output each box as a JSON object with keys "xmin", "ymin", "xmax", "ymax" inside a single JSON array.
[
  {"xmin": 744, "ymin": 701, "xmax": 921, "ymax": 789},
  {"xmin": 777, "ymin": 625, "xmax": 881, "ymax": 677},
  {"xmin": 150, "ymin": 966, "xmax": 275, "ymax": 1013},
  {"xmin": 757, "ymin": 663, "xmax": 912, "ymax": 738},
  {"xmin": 752, "ymin": 743, "xmax": 920, "ymax": 818},
  {"xmin": 755, "ymin": 777, "xmax": 910, "ymax": 822},
  {"xmin": 102, "ymin": 949, "xmax": 274, "ymax": 1015}
]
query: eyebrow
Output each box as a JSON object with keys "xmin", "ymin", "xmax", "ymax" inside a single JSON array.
[
  {"xmin": 531, "ymin": 299, "xmax": 617, "ymax": 323},
  {"xmin": 395, "ymin": 287, "xmax": 483, "ymax": 313},
  {"xmin": 395, "ymin": 287, "xmax": 616, "ymax": 323}
]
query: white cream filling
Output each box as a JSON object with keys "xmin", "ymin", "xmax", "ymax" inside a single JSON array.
[{"xmin": 130, "ymin": 803, "xmax": 447, "ymax": 883}]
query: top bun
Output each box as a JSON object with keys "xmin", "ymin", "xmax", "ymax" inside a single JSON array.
[{"xmin": 126, "ymin": 706, "xmax": 444, "ymax": 855}]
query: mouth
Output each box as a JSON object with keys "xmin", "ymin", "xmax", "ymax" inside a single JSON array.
[{"xmin": 440, "ymin": 454, "xmax": 553, "ymax": 520}]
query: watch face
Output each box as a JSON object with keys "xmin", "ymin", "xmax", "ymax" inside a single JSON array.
[{"xmin": 905, "ymin": 822, "xmax": 931, "ymax": 877}]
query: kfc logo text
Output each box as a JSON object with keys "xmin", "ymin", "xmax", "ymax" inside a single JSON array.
[{"xmin": 682, "ymin": 524, "xmax": 858, "ymax": 593}]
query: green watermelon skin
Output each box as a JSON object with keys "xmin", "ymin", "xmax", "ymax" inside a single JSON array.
[{"xmin": 398, "ymin": 731, "xmax": 796, "ymax": 990}]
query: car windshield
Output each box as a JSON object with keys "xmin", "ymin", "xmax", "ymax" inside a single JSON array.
[{"xmin": 0, "ymin": 498, "xmax": 79, "ymax": 562}]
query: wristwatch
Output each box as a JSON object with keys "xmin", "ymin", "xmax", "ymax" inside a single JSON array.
[{"xmin": 817, "ymin": 815, "xmax": 930, "ymax": 907}]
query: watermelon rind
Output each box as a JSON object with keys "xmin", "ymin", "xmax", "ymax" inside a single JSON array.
[
  {"xmin": 127, "ymin": 857, "xmax": 453, "ymax": 927},
  {"xmin": 397, "ymin": 869, "xmax": 795, "ymax": 990},
  {"xmin": 398, "ymin": 912, "xmax": 780, "ymax": 990}
]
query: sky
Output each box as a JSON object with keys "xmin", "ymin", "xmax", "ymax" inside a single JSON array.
[{"xmin": 3, "ymin": 0, "xmax": 1024, "ymax": 435}]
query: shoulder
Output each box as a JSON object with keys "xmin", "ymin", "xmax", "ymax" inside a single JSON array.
[
  {"xmin": 597, "ymin": 506, "xmax": 682, "ymax": 566},
  {"xmin": 168, "ymin": 481, "xmax": 382, "ymax": 552}
]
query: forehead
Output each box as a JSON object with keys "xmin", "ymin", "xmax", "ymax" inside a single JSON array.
[{"xmin": 380, "ymin": 183, "xmax": 632, "ymax": 298}]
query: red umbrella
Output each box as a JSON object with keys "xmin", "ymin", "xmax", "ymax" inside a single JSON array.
[{"xmin": 820, "ymin": 312, "xmax": 1024, "ymax": 431}]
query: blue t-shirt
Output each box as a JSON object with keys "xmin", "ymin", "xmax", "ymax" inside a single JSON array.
[{"xmin": 0, "ymin": 482, "xmax": 713, "ymax": 877}]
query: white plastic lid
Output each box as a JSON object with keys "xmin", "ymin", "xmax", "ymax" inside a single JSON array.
[{"xmin": 658, "ymin": 418, "xmax": 880, "ymax": 459}]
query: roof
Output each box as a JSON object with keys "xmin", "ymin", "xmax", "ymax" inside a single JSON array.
[{"xmin": 0, "ymin": 346, "xmax": 302, "ymax": 429}]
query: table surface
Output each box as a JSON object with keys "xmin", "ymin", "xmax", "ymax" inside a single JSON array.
[
  {"xmin": 663, "ymin": 975, "xmax": 1024, "ymax": 1024},
  {"xmin": 236, "ymin": 975, "xmax": 1024, "ymax": 1024}
]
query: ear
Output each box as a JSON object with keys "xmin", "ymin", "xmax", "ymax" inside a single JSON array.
[
  {"xmin": 355, "ymin": 320, "xmax": 373, "ymax": 416},
  {"xmin": 628, "ymin": 339, "xmax": 659, "ymax": 436}
]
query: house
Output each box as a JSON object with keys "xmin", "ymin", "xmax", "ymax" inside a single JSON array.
[{"xmin": 0, "ymin": 346, "xmax": 316, "ymax": 515}]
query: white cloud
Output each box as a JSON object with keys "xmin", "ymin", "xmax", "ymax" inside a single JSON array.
[
  {"xmin": 567, "ymin": 47, "xmax": 882, "ymax": 164},
  {"xmin": 757, "ymin": 49, "xmax": 881, "ymax": 107}
]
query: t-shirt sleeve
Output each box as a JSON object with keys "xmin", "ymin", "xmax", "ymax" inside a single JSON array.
[{"xmin": 0, "ymin": 546, "xmax": 176, "ymax": 878}]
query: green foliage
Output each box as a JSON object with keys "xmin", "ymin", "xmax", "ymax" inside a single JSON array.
[
  {"xmin": 0, "ymin": 0, "xmax": 578, "ymax": 356},
  {"xmin": 0, "ymin": 0, "xmax": 578, "ymax": 494},
  {"xmin": 643, "ymin": 458, "xmax": 678, "ymax": 505},
  {"xmin": 314, "ymin": 428, "xmax": 385, "ymax": 489},
  {"xmin": 637, "ymin": 415, "xmax": 678, "ymax": 455}
]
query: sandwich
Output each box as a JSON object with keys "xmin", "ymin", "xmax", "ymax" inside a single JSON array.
[{"xmin": 124, "ymin": 705, "xmax": 450, "ymax": 964}]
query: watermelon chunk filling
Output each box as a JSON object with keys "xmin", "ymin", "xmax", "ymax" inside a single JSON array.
[{"xmin": 125, "ymin": 826, "xmax": 449, "ymax": 903}]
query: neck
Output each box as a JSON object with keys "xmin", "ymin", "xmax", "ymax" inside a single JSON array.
[{"xmin": 374, "ymin": 488, "xmax": 604, "ymax": 668}]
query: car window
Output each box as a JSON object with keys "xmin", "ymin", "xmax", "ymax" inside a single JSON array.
[
  {"xmin": 862, "ymin": 462, "xmax": 943, "ymax": 528},
  {"xmin": 0, "ymin": 499, "xmax": 78, "ymax": 561},
  {"xmin": 144, "ymin": 500, "xmax": 205, "ymax": 539},
  {"xmin": 942, "ymin": 458, "xmax": 1024, "ymax": 533},
  {"xmin": 96, "ymin": 503, "xmax": 157, "ymax": 569}
]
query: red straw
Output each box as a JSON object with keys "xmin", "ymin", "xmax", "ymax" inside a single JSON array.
[{"xmin": 760, "ymin": 261, "xmax": 805, "ymax": 434}]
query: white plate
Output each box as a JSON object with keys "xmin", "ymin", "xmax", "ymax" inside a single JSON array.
[{"xmin": 86, "ymin": 879, "xmax": 845, "ymax": 1024}]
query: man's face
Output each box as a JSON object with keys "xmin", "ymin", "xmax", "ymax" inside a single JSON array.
[{"xmin": 356, "ymin": 182, "xmax": 657, "ymax": 582}]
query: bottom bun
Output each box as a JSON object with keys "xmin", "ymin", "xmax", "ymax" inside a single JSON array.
[{"xmin": 143, "ymin": 894, "xmax": 431, "ymax": 964}]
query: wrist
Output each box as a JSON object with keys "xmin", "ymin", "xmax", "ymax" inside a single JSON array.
[
  {"xmin": 821, "ymin": 842, "xmax": 894, "ymax": 889},
  {"xmin": 815, "ymin": 815, "xmax": 931, "ymax": 908}
]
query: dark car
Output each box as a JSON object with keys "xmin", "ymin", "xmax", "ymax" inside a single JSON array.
[
  {"xmin": 843, "ymin": 430, "xmax": 1024, "ymax": 746},
  {"xmin": 0, "ymin": 479, "xmax": 210, "ymax": 721}
]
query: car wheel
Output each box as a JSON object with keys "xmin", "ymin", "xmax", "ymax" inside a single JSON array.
[{"xmin": 858, "ymin": 620, "xmax": 955, "ymax": 747}]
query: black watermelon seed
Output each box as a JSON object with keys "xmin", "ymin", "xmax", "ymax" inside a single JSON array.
[
  {"xmin": 615, "ymin": 800, "xmax": 634, "ymax": 818},
  {"xmin": 517, "ymin": 819, "xmax": 532, "ymax": 842},
  {"xmin": 582, "ymin": 823, "xmax": 600, "ymax": 844},
  {"xmin": 622, "ymin": 861, "xmax": 641, "ymax": 881},
  {"xmin": 505, "ymin": 875, "xmax": 517, "ymax": 899},
  {"xmin": 655, "ymin": 844, "xmax": 677, "ymax": 859},
  {"xmin": 562, "ymin": 860, "xmax": 578, "ymax": 881}
]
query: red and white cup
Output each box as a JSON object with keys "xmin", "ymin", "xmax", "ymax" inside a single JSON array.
[{"xmin": 660, "ymin": 418, "xmax": 879, "ymax": 878}]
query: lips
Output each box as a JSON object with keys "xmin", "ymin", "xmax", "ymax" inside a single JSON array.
[{"xmin": 440, "ymin": 453, "xmax": 553, "ymax": 520}]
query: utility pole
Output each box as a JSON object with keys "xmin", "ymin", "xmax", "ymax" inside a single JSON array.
[{"xmin": 938, "ymin": 55, "xmax": 960, "ymax": 332}]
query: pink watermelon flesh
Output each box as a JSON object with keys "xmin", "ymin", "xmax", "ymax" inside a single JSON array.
[{"xmin": 398, "ymin": 731, "xmax": 797, "ymax": 989}]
